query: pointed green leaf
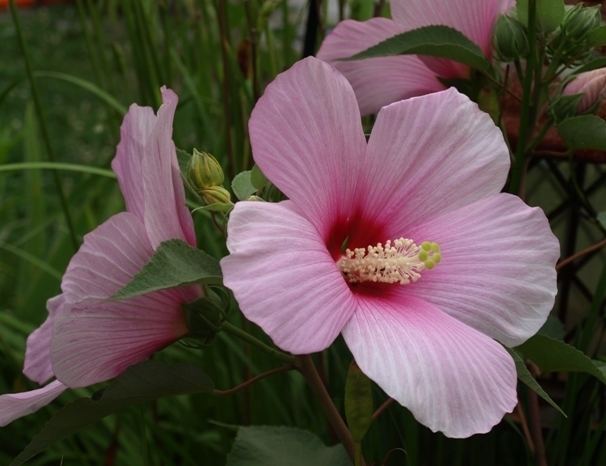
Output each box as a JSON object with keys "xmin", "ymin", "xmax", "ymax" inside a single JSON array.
[
  {"xmin": 34, "ymin": 71, "xmax": 126, "ymax": 115},
  {"xmin": 232, "ymin": 170, "xmax": 257, "ymax": 201},
  {"xmin": 508, "ymin": 348, "xmax": 566, "ymax": 416},
  {"xmin": 517, "ymin": 334, "xmax": 606, "ymax": 384},
  {"xmin": 588, "ymin": 26, "xmax": 606, "ymax": 47},
  {"xmin": 250, "ymin": 165, "xmax": 268, "ymax": 190},
  {"xmin": 11, "ymin": 361, "xmax": 213, "ymax": 466},
  {"xmin": 226, "ymin": 426, "xmax": 351, "ymax": 466},
  {"xmin": 576, "ymin": 58, "xmax": 606, "ymax": 74},
  {"xmin": 557, "ymin": 115, "xmax": 606, "ymax": 151},
  {"xmin": 113, "ymin": 239, "xmax": 222, "ymax": 300},
  {"xmin": 347, "ymin": 25, "xmax": 492, "ymax": 74},
  {"xmin": 538, "ymin": 315, "xmax": 565, "ymax": 340}
]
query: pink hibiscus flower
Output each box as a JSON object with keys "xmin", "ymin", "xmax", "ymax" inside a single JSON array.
[
  {"xmin": 316, "ymin": 0, "xmax": 514, "ymax": 115},
  {"xmin": 220, "ymin": 58, "xmax": 559, "ymax": 437},
  {"xmin": 0, "ymin": 87, "xmax": 200, "ymax": 426},
  {"xmin": 563, "ymin": 67, "xmax": 606, "ymax": 113}
]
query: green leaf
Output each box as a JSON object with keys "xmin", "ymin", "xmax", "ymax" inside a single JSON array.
[
  {"xmin": 232, "ymin": 170, "xmax": 257, "ymax": 200},
  {"xmin": 517, "ymin": 0, "xmax": 565, "ymax": 32},
  {"xmin": 34, "ymin": 71, "xmax": 127, "ymax": 115},
  {"xmin": 0, "ymin": 161, "xmax": 116, "ymax": 178},
  {"xmin": 517, "ymin": 334, "xmax": 606, "ymax": 384},
  {"xmin": 348, "ymin": 25, "xmax": 492, "ymax": 74},
  {"xmin": 538, "ymin": 315, "xmax": 565, "ymax": 340},
  {"xmin": 11, "ymin": 361, "xmax": 213, "ymax": 466},
  {"xmin": 576, "ymin": 58, "xmax": 606, "ymax": 74},
  {"xmin": 507, "ymin": 348, "xmax": 566, "ymax": 416},
  {"xmin": 344, "ymin": 362, "xmax": 373, "ymax": 443},
  {"xmin": 587, "ymin": 26, "xmax": 606, "ymax": 47},
  {"xmin": 557, "ymin": 115, "xmax": 606, "ymax": 151},
  {"xmin": 597, "ymin": 211, "xmax": 606, "ymax": 229},
  {"xmin": 250, "ymin": 165, "xmax": 268, "ymax": 190},
  {"xmin": 349, "ymin": 0, "xmax": 374, "ymax": 21},
  {"xmin": 113, "ymin": 239, "xmax": 222, "ymax": 300},
  {"xmin": 226, "ymin": 426, "xmax": 351, "ymax": 466},
  {"xmin": 101, "ymin": 360, "xmax": 214, "ymax": 401}
]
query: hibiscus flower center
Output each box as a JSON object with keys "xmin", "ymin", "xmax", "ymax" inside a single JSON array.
[{"xmin": 337, "ymin": 238, "xmax": 441, "ymax": 285}]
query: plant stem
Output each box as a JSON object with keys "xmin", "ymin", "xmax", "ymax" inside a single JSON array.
[
  {"xmin": 221, "ymin": 321, "xmax": 294, "ymax": 363},
  {"xmin": 556, "ymin": 237, "xmax": 606, "ymax": 272},
  {"xmin": 9, "ymin": 0, "xmax": 79, "ymax": 250},
  {"xmin": 216, "ymin": 0, "xmax": 236, "ymax": 177},
  {"xmin": 526, "ymin": 121, "xmax": 553, "ymax": 153},
  {"xmin": 527, "ymin": 379, "xmax": 548, "ymax": 466},
  {"xmin": 213, "ymin": 364, "xmax": 294, "ymax": 396},
  {"xmin": 296, "ymin": 355, "xmax": 359, "ymax": 463},
  {"xmin": 371, "ymin": 397, "xmax": 395, "ymax": 422},
  {"xmin": 243, "ymin": 0, "xmax": 260, "ymax": 102},
  {"xmin": 302, "ymin": 0, "xmax": 321, "ymax": 57},
  {"xmin": 510, "ymin": 0, "xmax": 538, "ymax": 194}
]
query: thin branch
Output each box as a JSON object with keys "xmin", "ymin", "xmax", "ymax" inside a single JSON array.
[
  {"xmin": 243, "ymin": 0, "xmax": 259, "ymax": 102},
  {"xmin": 216, "ymin": 0, "xmax": 236, "ymax": 177},
  {"xmin": 221, "ymin": 321, "xmax": 294, "ymax": 363},
  {"xmin": 371, "ymin": 397, "xmax": 395, "ymax": 422},
  {"xmin": 556, "ymin": 237, "xmax": 606, "ymax": 272},
  {"xmin": 527, "ymin": 362, "xmax": 548, "ymax": 466},
  {"xmin": 296, "ymin": 355, "xmax": 360, "ymax": 464},
  {"xmin": 213, "ymin": 364, "xmax": 294, "ymax": 396},
  {"xmin": 513, "ymin": 402, "xmax": 535, "ymax": 453}
]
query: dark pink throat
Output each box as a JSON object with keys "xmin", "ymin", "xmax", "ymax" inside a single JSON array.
[{"xmin": 325, "ymin": 211, "xmax": 398, "ymax": 298}]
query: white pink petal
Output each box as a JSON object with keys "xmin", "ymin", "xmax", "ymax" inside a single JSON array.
[
  {"xmin": 221, "ymin": 201, "xmax": 356, "ymax": 354},
  {"xmin": 343, "ymin": 291, "xmax": 517, "ymax": 438}
]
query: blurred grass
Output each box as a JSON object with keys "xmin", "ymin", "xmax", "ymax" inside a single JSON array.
[{"xmin": 0, "ymin": 1, "xmax": 605, "ymax": 466}]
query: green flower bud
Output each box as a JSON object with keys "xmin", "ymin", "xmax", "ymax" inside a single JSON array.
[
  {"xmin": 494, "ymin": 16, "xmax": 529, "ymax": 62},
  {"xmin": 188, "ymin": 148, "xmax": 224, "ymax": 190},
  {"xmin": 201, "ymin": 185, "xmax": 232, "ymax": 206},
  {"xmin": 562, "ymin": 5, "xmax": 601, "ymax": 41}
]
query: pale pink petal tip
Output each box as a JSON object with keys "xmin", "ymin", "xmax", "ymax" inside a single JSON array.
[
  {"xmin": 23, "ymin": 316, "xmax": 54, "ymax": 385},
  {"xmin": 316, "ymin": 18, "xmax": 443, "ymax": 115},
  {"xmin": 0, "ymin": 380, "xmax": 67, "ymax": 427},
  {"xmin": 111, "ymin": 86, "xmax": 195, "ymax": 248},
  {"xmin": 344, "ymin": 293, "xmax": 517, "ymax": 438},
  {"xmin": 23, "ymin": 295, "xmax": 66, "ymax": 385},
  {"xmin": 220, "ymin": 201, "xmax": 356, "ymax": 354}
]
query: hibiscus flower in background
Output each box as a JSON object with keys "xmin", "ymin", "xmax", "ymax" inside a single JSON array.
[
  {"xmin": 316, "ymin": 0, "xmax": 513, "ymax": 115},
  {"xmin": 563, "ymin": 67, "xmax": 606, "ymax": 113},
  {"xmin": 0, "ymin": 87, "xmax": 200, "ymax": 426},
  {"xmin": 221, "ymin": 57, "xmax": 559, "ymax": 437}
]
